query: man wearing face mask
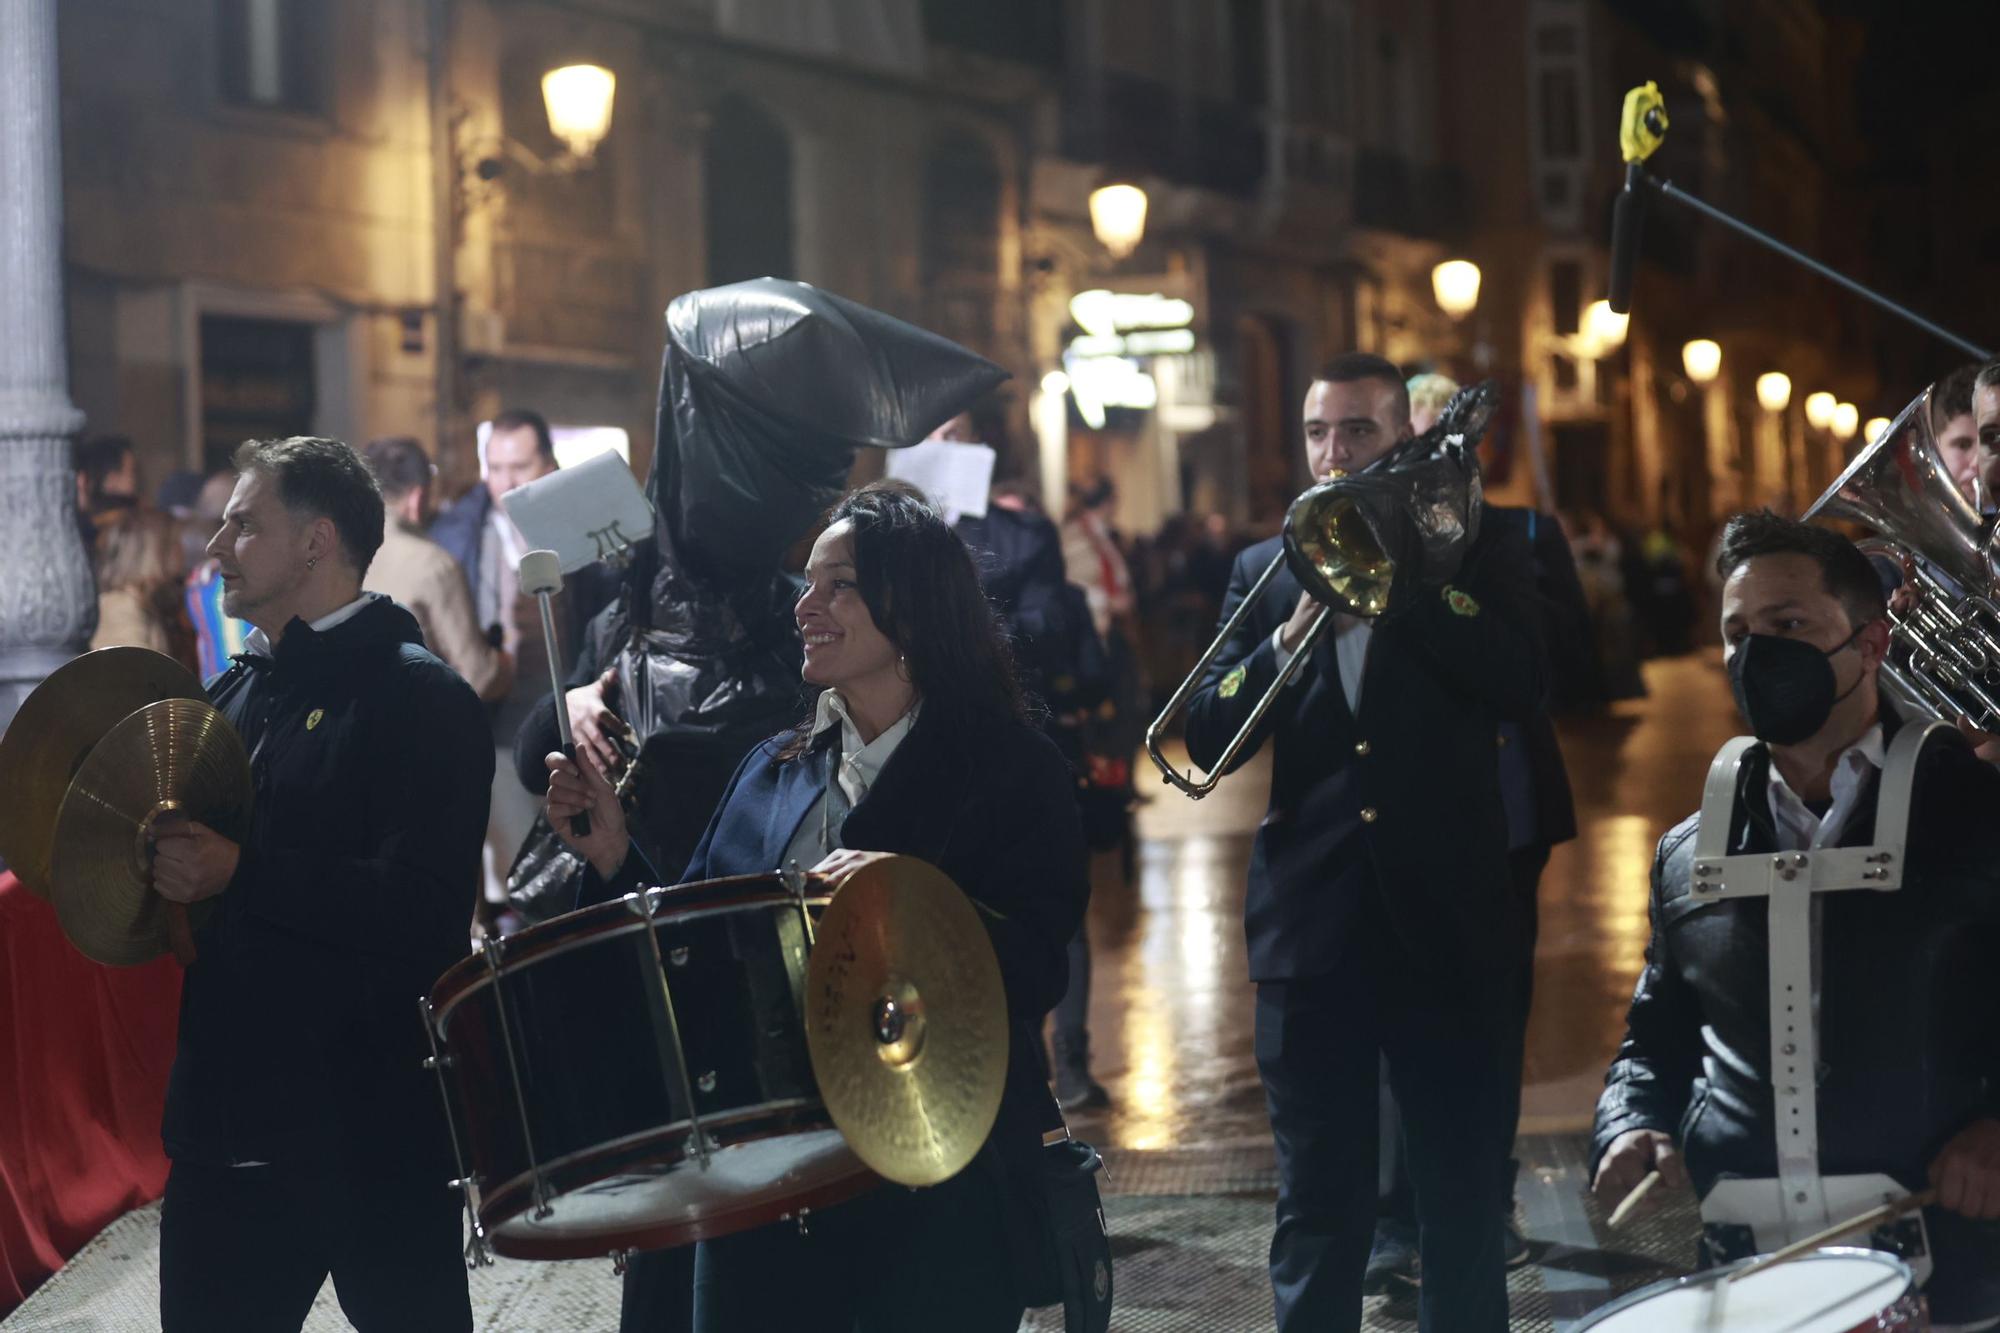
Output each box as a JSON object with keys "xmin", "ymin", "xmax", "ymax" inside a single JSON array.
[{"xmin": 1591, "ymin": 511, "xmax": 2000, "ymax": 1330}]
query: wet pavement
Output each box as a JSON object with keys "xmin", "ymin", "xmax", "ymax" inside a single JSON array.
[{"xmin": 1067, "ymin": 651, "xmax": 1744, "ymax": 1150}]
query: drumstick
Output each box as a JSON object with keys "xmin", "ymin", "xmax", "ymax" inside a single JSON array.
[
  {"xmin": 1607, "ymin": 1169, "xmax": 1662, "ymax": 1229},
  {"xmin": 1727, "ymin": 1188, "xmax": 1937, "ymax": 1284}
]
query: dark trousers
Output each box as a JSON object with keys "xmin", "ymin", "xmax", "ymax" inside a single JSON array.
[
  {"xmin": 160, "ymin": 1158, "xmax": 470, "ymax": 1333},
  {"xmin": 1256, "ymin": 902, "xmax": 1513, "ymax": 1333},
  {"xmin": 1380, "ymin": 843, "xmax": 1549, "ymax": 1224},
  {"xmin": 1051, "ymin": 924, "xmax": 1093, "ymax": 1056},
  {"xmin": 619, "ymin": 1245, "xmax": 695, "ymax": 1333},
  {"xmin": 691, "ymin": 1160, "xmax": 1022, "ymax": 1333}
]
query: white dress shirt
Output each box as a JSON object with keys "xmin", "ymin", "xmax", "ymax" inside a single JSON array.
[
  {"xmin": 780, "ymin": 691, "xmax": 919, "ymax": 869},
  {"xmin": 1765, "ymin": 723, "xmax": 1885, "ymax": 852},
  {"xmin": 1271, "ymin": 618, "xmax": 1372, "ymax": 714}
]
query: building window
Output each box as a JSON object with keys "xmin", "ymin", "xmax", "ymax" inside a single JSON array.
[
  {"xmin": 921, "ymin": 133, "xmax": 1001, "ymax": 288},
  {"xmin": 200, "ymin": 315, "xmax": 316, "ymax": 475},
  {"xmin": 1539, "ymin": 67, "xmax": 1580, "ymax": 159},
  {"xmin": 1230, "ymin": 0, "xmax": 1267, "ymax": 109},
  {"xmin": 1548, "ymin": 259, "xmax": 1582, "ymax": 336},
  {"xmin": 704, "ymin": 96, "xmax": 795, "ymax": 287},
  {"xmin": 216, "ymin": 0, "xmax": 327, "ymax": 114}
]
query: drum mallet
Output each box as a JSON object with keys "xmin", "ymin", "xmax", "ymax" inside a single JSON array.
[
  {"xmin": 519, "ymin": 549, "xmax": 589, "ymax": 836},
  {"xmin": 1607, "ymin": 1169, "xmax": 1662, "ymax": 1230}
]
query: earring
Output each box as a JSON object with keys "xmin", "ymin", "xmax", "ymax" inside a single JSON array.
[{"xmin": 306, "ymin": 556, "xmax": 318, "ymax": 571}]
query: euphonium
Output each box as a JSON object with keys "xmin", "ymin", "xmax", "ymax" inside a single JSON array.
[
  {"xmin": 1803, "ymin": 386, "xmax": 2000, "ymax": 729},
  {"xmin": 1146, "ymin": 382, "xmax": 1497, "ymax": 798}
]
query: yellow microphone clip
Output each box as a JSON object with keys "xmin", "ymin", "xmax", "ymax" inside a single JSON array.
[{"xmin": 1619, "ymin": 82, "xmax": 1669, "ymax": 165}]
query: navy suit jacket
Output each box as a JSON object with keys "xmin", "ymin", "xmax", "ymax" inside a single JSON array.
[
  {"xmin": 603, "ymin": 706, "xmax": 1089, "ymax": 1167},
  {"xmin": 1184, "ymin": 514, "xmax": 1545, "ymax": 985}
]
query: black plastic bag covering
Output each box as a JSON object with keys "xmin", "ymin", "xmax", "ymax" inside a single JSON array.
[
  {"xmin": 652, "ymin": 277, "xmax": 1009, "ymax": 587},
  {"xmin": 508, "ymin": 280, "xmax": 1008, "ymax": 921}
]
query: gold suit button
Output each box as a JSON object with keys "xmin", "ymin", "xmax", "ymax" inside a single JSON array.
[
  {"xmin": 1360, "ymin": 806, "xmax": 1378, "ymax": 823},
  {"xmin": 1354, "ymin": 740, "xmax": 1371, "ymax": 756}
]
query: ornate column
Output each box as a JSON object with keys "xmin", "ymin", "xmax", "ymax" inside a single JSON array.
[{"xmin": 0, "ymin": 0, "xmax": 92, "ymax": 736}]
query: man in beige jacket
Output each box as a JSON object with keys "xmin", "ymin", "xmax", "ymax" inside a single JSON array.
[{"xmin": 361, "ymin": 437, "xmax": 513, "ymax": 702}]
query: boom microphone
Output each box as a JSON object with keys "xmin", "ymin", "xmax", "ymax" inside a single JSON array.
[{"xmin": 1607, "ymin": 162, "xmax": 1648, "ymax": 316}]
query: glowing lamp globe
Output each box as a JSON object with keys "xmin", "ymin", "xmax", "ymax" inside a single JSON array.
[
  {"xmin": 1755, "ymin": 372, "xmax": 1792, "ymax": 414},
  {"xmin": 542, "ymin": 64, "xmax": 617, "ymax": 158},
  {"xmin": 1681, "ymin": 339, "xmax": 1721, "ymax": 384}
]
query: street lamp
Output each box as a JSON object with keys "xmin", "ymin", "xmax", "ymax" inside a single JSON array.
[
  {"xmin": 1090, "ymin": 183, "xmax": 1148, "ymax": 259},
  {"xmin": 1832, "ymin": 402, "xmax": 1860, "ymax": 441},
  {"xmin": 1804, "ymin": 391, "xmax": 1837, "ymax": 432},
  {"xmin": 541, "ymin": 64, "xmax": 617, "ymax": 158},
  {"xmin": 466, "ymin": 62, "xmax": 619, "ymax": 182},
  {"xmin": 1756, "ymin": 372, "xmax": 1793, "ymax": 413},
  {"xmin": 1431, "ymin": 260, "xmax": 1481, "ymax": 318},
  {"xmin": 1682, "ymin": 339, "xmax": 1721, "ymax": 384},
  {"xmin": 1583, "ymin": 299, "xmax": 1629, "ymax": 355},
  {"xmin": 1864, "ymin": 415, "xmax": 1891, "ymax": 444}
]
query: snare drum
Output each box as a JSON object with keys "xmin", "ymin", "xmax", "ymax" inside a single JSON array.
[
  {"xmin": 422, "ymin": 874, "xmax": 876, "ymax": 1260},
  {"xmin": 1575, "ymin": 1248, "xmax": 1924, "ymax": 1332}
]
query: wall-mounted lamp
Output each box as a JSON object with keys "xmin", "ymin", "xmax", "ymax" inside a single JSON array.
[
  {"xmin": 542, "ymin": 64, "xmax": 616, "ymax": 158},
  {"xmin": 1803, "ymin": 391, "xmax": 1837, "ymax": 432},
  {"xmin": 1681, "ymin": 339, "xmax": 1721, "ymax": 384},
  {"xmin": 1090, "ymin": 183, "xmax": 1148, "ymax": 260},
  {"xmin": 468, "ymin": 62, "xmax": 618, "ymax": 184},
  {"xmin": 1431, "ymin": 260, "xmax": 1481, "ymax": 319},
  {"xmin": 1755, "ymin": 372, "xmax": 1792, "ymax": 413},
  {"xmin": 1832, "ymin": 402, "xmax": 1859, "ymax": 440}
]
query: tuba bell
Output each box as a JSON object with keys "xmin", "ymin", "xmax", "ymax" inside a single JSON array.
[
  {"xmin": 1145, "ymin": 381, "xmax": 1497, "ymax": 798},
  {"xmin": 1803, "ymin": 386, "xmax": 2000, "ymax": 728}
]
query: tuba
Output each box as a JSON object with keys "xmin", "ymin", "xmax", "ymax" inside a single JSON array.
[
  {"xmin": 1803, "ymin": 387, "xmax": 2000, "ymax": 728},
  {"xmin": 1145, "ymin": 381, "xmax": 1497, "ymax": 797}
]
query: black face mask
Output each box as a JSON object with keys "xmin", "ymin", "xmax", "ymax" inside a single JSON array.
[{"xmin": 1726, "ymin": 626, "xmax": 1867, "ymax": 745}]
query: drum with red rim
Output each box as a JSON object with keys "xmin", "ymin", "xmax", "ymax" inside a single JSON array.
[{"xmin": 423, "ymin": 874, "xmax": 876, "ymax": 1260}]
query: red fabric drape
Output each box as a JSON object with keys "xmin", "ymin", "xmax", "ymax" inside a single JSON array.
[{"xmin": 0, "ymin": 871, "xmax": 180, "ymax": 1313}]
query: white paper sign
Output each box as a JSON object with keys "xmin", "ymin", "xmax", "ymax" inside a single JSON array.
[
  {"xmin": 501, "ymin": 449, "xmax": 653, "ymax": 573},
  {"xmin": 885, "ymin": 440, "xmax": 996, "ymax": 523}
]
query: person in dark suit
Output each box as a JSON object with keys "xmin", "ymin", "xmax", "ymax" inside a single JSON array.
[
  {"xmin": 1368, "ymin": 502, "xmax": 1586, "ymax": 1286},
  {"xmin": 1184, "ymin": 354, "xmax": 1544, "ymax": 1333},
  {"xmin": 544, "ymin": 481, "xmax": 1088, "ymax": 1333}
]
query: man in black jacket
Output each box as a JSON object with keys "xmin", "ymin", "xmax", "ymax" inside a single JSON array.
[
  {"xmin": 150, "ymin": 436, "xmax": 491, "ymax": 1332},
  {"xmin": 1591, "ymin": 511, "xmax": 2000, "ymax": 1328},
  {"xmin": 1184, "ymin": 354, "xmax": 1544, "ymax": 1333},
  {"xmin": 1368, "ymin": 501, "xmax": 1585, "ymax": 1286}
]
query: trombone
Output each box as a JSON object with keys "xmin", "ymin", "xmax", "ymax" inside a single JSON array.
[{"xmin": 1144, "ymin": 383, "xmax": 1494, "ymax": 798}]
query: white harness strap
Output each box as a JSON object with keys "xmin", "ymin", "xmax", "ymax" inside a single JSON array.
[{"xmin": 1688, "ymin": 722, "xmax": 1940, "ymax": 1235}]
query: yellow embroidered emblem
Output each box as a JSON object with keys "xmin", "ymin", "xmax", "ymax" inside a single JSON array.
[
  {"xmin": 1444, "ymin": 586, "xmax": 1480, "ymax": 618},
  {"xmin": 1219, "ymin": 665, "xmax": 1247, "ymax": 699},
  {"xmin": 306, "ymin": 708, "xmax": 324, "ymax": 731}
]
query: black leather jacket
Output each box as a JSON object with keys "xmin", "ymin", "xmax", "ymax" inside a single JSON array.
[{"xmin": 1592, "ymin": 717, "xmax": 2000, "ymax": 1322}]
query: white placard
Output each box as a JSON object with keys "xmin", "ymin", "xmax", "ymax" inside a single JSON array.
[
  {"xmin": 500, "ymin": 449, "xmax": 653, "ymax": 573},
  {"xmin": 885, "ymin": 440, "xmax": 996, "ymax": 523}
]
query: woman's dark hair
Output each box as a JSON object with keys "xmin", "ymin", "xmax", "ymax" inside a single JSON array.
[{"xmin": 782, "ymin": 480, "xmax": 1026, "ymax": 758}]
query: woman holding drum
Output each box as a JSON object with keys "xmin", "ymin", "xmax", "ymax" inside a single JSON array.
[{"xmin": 545, "ymin": 481, "xmax": 1089, "ymax": 1332}]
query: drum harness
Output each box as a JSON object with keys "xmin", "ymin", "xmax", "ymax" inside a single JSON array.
[{"xmin": 1687, "ymin": 720, "xmax": 1947, "ymax": 1283}]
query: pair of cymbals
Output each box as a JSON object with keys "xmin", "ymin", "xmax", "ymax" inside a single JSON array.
[
  {"xmin": 0, "ymin": 648, "xmax": 251, "ymax": 964},
  {"xmin": 803, "ymin": 854, "xmax": 1007, "ymax": 1188}
]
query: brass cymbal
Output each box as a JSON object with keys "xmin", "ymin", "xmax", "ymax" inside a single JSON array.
[
  {"xmin": 0, "ymin": 647, "xmax": 205, "ymax": 897},
  {"xmin": 804, "ymin": 854, "xmax": 1007, "ymax": 1187},
  {"xmin": 49, "ymin": 698, "xmax": 251, "ymax": 966}
]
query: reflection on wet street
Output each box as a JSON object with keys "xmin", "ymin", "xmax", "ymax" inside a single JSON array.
[{"xmin": 1068, "ymin": 652, "xmax": 1743, "ymax": 1150}]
